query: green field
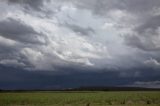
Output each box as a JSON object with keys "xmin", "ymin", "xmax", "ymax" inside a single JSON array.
[{"xmin": 0, "ymin": 91, "xmax": 160, "ymax": 106}]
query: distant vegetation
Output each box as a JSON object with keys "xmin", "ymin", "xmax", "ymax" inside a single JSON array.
[
  {"xmin": 1, "ymin": 86, "xmax": 160, "ymax": 91},
  {"xmin": 0, "ymin": 91, "xmax": 160, "ymax": 106},
  {"xmin": 70, "ymin": 86, "xmax": 160, "ymax": 91}
]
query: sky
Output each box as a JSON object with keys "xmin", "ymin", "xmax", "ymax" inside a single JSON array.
[{"xmin": 0, "ymin": 0, "xmax": 160, "ymax": 89}]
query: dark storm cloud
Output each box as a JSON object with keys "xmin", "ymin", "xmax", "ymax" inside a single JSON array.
[
  {"xmin": 0, "ymin": 65, "xmax": 159, "ymax": 90},
  {"xmin": 0, "ymin": 0, "xmax": 160, "ymax": 89},
  {"xmin": 0, "ymin": 18, "xmax": 42, "ymax": 44}
]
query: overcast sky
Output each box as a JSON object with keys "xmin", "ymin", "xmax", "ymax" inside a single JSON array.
[{"xmin": 0, "ymin": 0, "xmax": 160, "ymax": 89}]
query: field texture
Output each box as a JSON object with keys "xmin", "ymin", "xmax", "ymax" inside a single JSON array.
[{"xmin": 0, "ymin": 91, "xmax": 160, "ymax": 106}]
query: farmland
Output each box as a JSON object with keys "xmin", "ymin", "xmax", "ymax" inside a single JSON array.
[{"xmin": 0, "ymin": 91, "xmax": 160, "ymax": 106}]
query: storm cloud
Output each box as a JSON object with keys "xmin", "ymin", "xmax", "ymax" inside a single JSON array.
[{"xmin": 0, "ymin": 0, "xmax": 160, "ymax": 89}]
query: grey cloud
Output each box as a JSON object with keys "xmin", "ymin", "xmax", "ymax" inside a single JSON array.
[
  {"xmin": 64, "ymin": 23, "xmax": 95, "ymax": 36},
  {"xmin": 7, "ymin": 0, "xmax": 45, "ymax": 11},
  {"xmin": 0, "ymin": 18, "xmax": 42, "ymax": 44},
  {"xmin": 6, "ymin": 0, "xmax": 160, "ymax": 16},
  {"xmin": 0, "ymin": 53, "xmax": 29, "ymax": 69},
  {"xmin": 0, "ymin": 0, "xmax": 160, "ymax": 89},
  {"xmin": 125, "ymin": 15, "xmax": 160, "ymax": 51},
  {"xmin": 144, "ymin": 58, "xmax": 160, "ymax": 69},
  {"xmin": 118, "ymin": 0, "xmax": 160, "ymax": 13},
  {"xmin": 125, "ymin": 35, "xmax": 160, "ymax": 51},
  {"xmin": 0, "ymin": 41, "xmax": 31, "ymax": 69},
  {"xmin": 55, "ymin": 0, "xmax": 160, "ymax": 17},
  {"xmin": 0, "ymin": 0, "xmax": 159, "ymax": 78},
  {"xmin": 133, "ymin": 80, "xmax": 160, "ymax": 88},
  {"xmin": 59, "ymin": 0, "xmax": 160, "ymax": 53},
  {"xmin": 136, "ymin": 15, "xmax": 160, "ymax": 34},
  {"xmin": 58, "ymin": 0, "xmax": 120, "ymax": 15},
  {"xmin": 117, "ymin": 1, "xmax": 160, "ymax": 52},
  {"xmin": 0, "ymin": 59, "xmax": 25, "ymax": 67}
]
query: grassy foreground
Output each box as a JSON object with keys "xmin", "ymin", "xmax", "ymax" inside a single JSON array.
[{"xmin": 0, "ymin": 91, "xmax": 160, "ymax": 106}]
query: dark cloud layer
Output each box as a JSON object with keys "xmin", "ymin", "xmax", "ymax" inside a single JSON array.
[{"xmin": 0, "ymin": 65, "xmax": 159, "ymax": 89}]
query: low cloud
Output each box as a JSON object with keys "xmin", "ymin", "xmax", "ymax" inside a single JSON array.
[{"xmin": 133, "ymin": 81, "xmax": 160, "ymax": 88}]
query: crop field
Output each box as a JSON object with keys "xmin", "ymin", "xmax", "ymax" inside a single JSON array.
[{"xmin": 0, "ymin": 91, "xmax": 160, "ymax": 106}]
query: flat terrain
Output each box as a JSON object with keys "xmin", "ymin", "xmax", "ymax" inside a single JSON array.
[{"xmin": 0, "ymin": 91, "xmax": 160, "ymax": 106}]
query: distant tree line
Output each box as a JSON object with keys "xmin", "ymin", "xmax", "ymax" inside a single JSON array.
[{"xmin": 0, "ymin": 86, "xmax": 160, "ymax": 92}]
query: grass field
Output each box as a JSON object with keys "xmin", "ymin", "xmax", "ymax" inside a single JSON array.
[{"xmin": 0, "ymin": 91, "xmax": 160, "ymax": 106}]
